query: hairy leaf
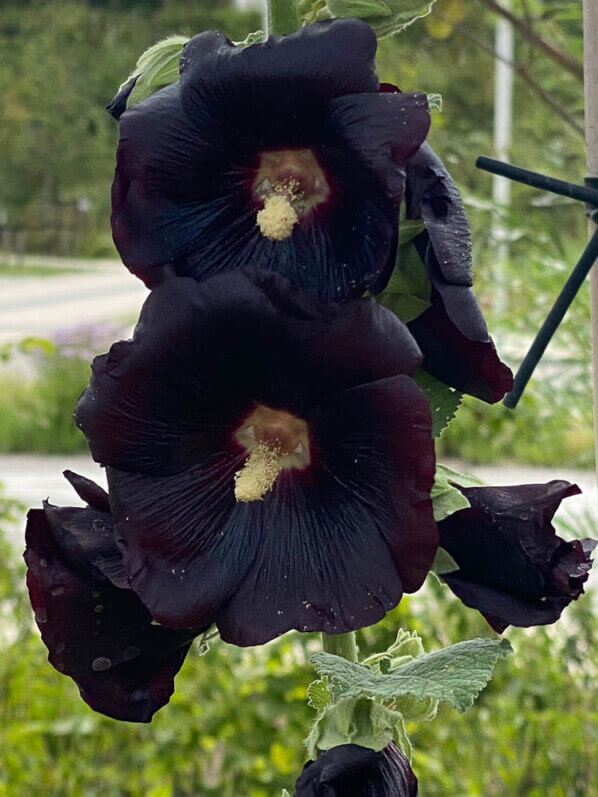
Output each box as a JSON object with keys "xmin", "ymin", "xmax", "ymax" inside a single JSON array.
[
  {"xmin": 312, "ymin": 638, "xmax": 512, "ymax": 713},
  {"xmin": 307, "ymin": 678, "xmax": 331, "ymax": 712}
]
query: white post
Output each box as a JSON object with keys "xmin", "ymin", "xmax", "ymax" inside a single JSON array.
[
  {"xmin": 492, "ymin": 0, "xmax": 514, "ymax": 314},
  {"xmin": 583, "ymin": 0, "xmax": 598, "ymax": 481}
]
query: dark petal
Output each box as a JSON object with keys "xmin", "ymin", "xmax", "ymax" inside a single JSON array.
[
  {"xmin": 439, "ymin": 481, "xmax": 596, "ymax": 630},
  {"xmin": 75, "ymin": 271, "xmax": 423, "ymax": 476},
  {"xmin": 180, "ymin": 20, "xmax": 379, "ymax": 144},
  {"xmin": 402, "ymin": 144, "xmax": 513, "ymax": 402},
  {"xmin": 111, "ymin": 82, "xmax": 238, "ymax": 285},
  {"xmin": 24, "ymin": 509, "xmax": 199, "ymax": 722},
  {"xmin": 107, "ymin": 76, "xmax": 138, "ymax": 121},
  {"xmin": 327, "ymin": 92, "xmax": 430, "ymax": 201},
  {"xmin": 405, "ymin": 143, "xmax": 472, "ymax": 287},
  {"xmin": 295, "ymin": 743, "xmax": 417, "ymax": 796},
  {"xmin": 316, "ymin": 376, "xmax": 437, "ymax": 593},
  {"xmin": 106, "ymin": 455, "xmax": 260, "ymax": 630},
  {"xmin": 408, "ymin": 283, "xmax": 514, "ymax": 403},
  {"xmin": 44, "ymin": 500, "xmax": 128, "ymax": 590},
  {"xmin": 217, "ymin": 377, "xmax": 436, "ymax": 646},
  {"xmin": 63, "ymin": 469, "xmax": 110, "ymax": 513}
]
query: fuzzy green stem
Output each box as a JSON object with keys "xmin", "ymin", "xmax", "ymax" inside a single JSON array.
[
  {"xmin": 322, "ymin": 631, "xmax": 358, "ymax": 662},
  {"xmin": 267, "ymin": 0, "xmax": 300, "ymax": 36}
]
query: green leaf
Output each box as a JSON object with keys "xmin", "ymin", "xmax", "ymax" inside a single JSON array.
[
  {"xmin": 393, "ymin": 714, "xmax": 413, "ymax": 761},
  {"xmin": 312, "ymin": 638, "xmax": 513, "ymax": 713},
  {"xmin": 427, "ymin": 92, "xmax": 443, "ymax": 111},
  {"xmin": 435, "ymin": 463, "xmax": 485, "ymax": 489},
  {"xmin": 305, "ymin": 697, "xmax": 401, "ymax": 758},
  {"xmin": 299, "ymin": 0, "xmax": 329, "ymax": 23},
  {"xmin": 431, "ymin": 465, "xmax": 472, "ymax": 522},
  {"xmin": 326, "ymin": 0, "xmax": 437, "ymax": 37},
  {"xmin": 414, "ymin": 369, "xmax": 462, "ymax": 437},
  {"xmin": 121, "ymin": 35, "xmax": 189, "ymax": 108},
  {"xmin": 327, "ymin": 0, "xmax": 393, "ymax": 19},
  {"xmin": 430, "ymin": 547, "xmax": 459, "ymax": 575},
  {"xmin": 377, "ymin": 242, "xmax": 431, "ymax": 324},
  {"xmin": 307, "ymin": 678, "xmax": 331, "ymax": 712},
  {"xmin": 398, "ymin": 218, "xmax": 426, "ymax": 247},
  {"xmin": 233, "ymin": 30, "xmax": 265, "ymax": 47}
]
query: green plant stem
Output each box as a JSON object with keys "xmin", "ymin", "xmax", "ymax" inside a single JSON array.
[
  {"xmin": 267, "ymin": 0, "xmax": 300, "ymax": 35},
  {"xmin": 322, "ymin": 632, "xmax": 358, "ymax": 662}
]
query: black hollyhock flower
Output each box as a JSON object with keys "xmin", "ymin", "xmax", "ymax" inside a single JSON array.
[
  {"xmin": 24, "ymin": 470, "xmax": 203, "ymax": 722},
  {"xmin": 294, "ymin": 743, "xmax": 418, "ymax": 796},
  {"xmin": 438, "ymin": 481, "xmax": 596, "ymax": 632},
  {"xmin": 74, "ymin": 269, "xmax": 438, "ymax": 646},
  {"xmin": 405, "ymin": 143, "xmax": 513, "ymax": 403},
  {"xmin": 110, "ymin": 19, "xmax": 430, "ymax": 301}
]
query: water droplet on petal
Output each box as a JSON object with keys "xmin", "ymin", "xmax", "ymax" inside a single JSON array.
[{"xmin": 92, "ymin": 656, "xmax": 112, "ymax": 672}]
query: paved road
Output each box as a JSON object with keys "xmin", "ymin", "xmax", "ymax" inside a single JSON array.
[{"xmin": 0, "ymin": 261, "xmax": 148, "ymax": 343}]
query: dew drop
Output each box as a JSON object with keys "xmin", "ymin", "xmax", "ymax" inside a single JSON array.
[
  {"xmin": 94, "ymin": 604, "xmax": 104, "ymax": 613},
  {"xmin": 56, "ymin": 642, "xmax": 66, "ymax": 654},
  {"xmin": 122, "ymin": 645, "xmax": 141, "ymax": 661},
  {"xmin": 92, "ymin": 656, "xmax": 112, "ymax": 672},
  {"xmin": 34, "ymin": 608, "xmax": 47, "ymax": 623},
  {"xmin": 50, "ymin": 586, "xmax": 65, "ymax": 597}
]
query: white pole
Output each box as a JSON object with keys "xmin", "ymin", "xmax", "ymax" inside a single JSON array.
[
  {"xmin": 583, "ymin": 0, "xmax": 598, "ymax": 482},
  {"xmin": 492, "ymin": 0, "xmax": 514, "ymax": 314}
]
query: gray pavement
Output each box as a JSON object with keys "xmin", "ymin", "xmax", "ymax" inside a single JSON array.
[{"xmin": 0, "ymin": 261, "xmax": 148, "ymax": 343}]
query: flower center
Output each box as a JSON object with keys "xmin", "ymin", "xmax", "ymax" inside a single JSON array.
[
  {"xmin": 234, "ymin": 405, "xmax": 310, "ymax": 502},
  {"xmin": 253, "ymin": 148, "xmax": 330, "ymax": 241}
]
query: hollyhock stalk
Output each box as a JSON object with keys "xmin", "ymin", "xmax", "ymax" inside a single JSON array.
[{"xmin": 322, "ymin": 631, "xmax": 358, "ymax": 662}]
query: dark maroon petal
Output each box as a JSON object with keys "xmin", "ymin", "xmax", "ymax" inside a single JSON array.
[
  {"xmin": 408, "ymin": 284, "xmax": 514, "ymax": 403},
  {"xmin": 24, "ymin": 509, "xmax": 199, "ymax": 722},
  {"xmin": 106, "ymin": 455, "xmax": 260, "ymax": 630},
  {"xmin": 44, "ymin": 501, "xmax": 128, "ymax": 590},
  {"xmin": 63, "ymin": 469, "xmax": 110, "ymax": 513},
  {"xmin": 439, "ymin": 481, "xmax": 596, "ymax": 630},
  {"xmin": 315, "ymin": 376, "xmax": 437, "ymax": 593},
  {"xmin": 75, "ymin": 271, "xmax": 423, "ymax": 476},
  {"xmin": 295, "ymin": 743, "xmax": 417, "ymax": 796},
  {"xmin": 216, "ymin": 377, "xmax": 436, "ymax": 646},
  {"xmin": 405, "ymin": 143, "xmax": 472, "ymax": 287},
  {"xmin": 328, "ymin": 92, "xmax": 430, "ymax": 200},
  {"xmin": 111, "ymin": 82, "xmax": 235, "ymax": 285},
  {"xmin": 179, "ymin": 20, "xmax": 379, "ymax": 143},
  {"xmin": 403, "ymin": 144, "xmax": 513, "ymax": 403},
  {"xmin": 107, "ymin": 76, "xmax": 137, "ymax": 121}
]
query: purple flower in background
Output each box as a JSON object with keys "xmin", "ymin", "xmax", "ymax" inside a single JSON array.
[
  {"xmin": 294, "ymin": 743, "xmax": 417, "ymax": 796},
  {"xmin": 438, "ymin": 481, "xmax": 596, "ymax": 631},
  {"xmin": 51, "ymin": 321, "xmax": 132, "ymax": 360},
  {"xmin": 110, "ymin": 19, "xmax": 430, "ymax": 301},
  {"xmin": 404, "ymin": 143, "xmax": 513, "ymax": 403},
  {"xmin": 74, "ymin": 269, "xmax": 438, "ymax": 646},
  {"xmin": 24, "ymin": 471, "xmax": 203, "ymax": 722}
]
